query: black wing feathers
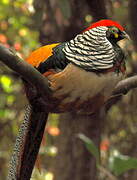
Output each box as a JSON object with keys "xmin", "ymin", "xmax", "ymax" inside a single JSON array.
[{"xmin": 37, "ymin": 43, "xmax": 69, "ymax": 74}]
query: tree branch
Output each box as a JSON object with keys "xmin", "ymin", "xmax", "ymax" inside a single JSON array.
[
  {"xmin": 113, "ymin": 75, "xmax": 137, "ymax": 95},
  {"xmin": 0, "ymin": 44, "xmax": 51, "ymax": 95},
  {"xmin": 106, "ymin": 75, "xmax": 137, "ymax": 110}
]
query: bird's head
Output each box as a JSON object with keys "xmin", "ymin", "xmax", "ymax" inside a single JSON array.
[
  {"xmin": 84, "ymin": 19, "xmax": 129, "ymax": 43},
  {"xmin": 63, "ymin": 19, "xmax": 129, "ymax": 73}
]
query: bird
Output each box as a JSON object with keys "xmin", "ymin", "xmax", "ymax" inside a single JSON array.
[{"xmin": 7, "ymin": 19, "xmax": 129, "ymax": 180}]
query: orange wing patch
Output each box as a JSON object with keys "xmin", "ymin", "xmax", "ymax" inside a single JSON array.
[{"xmin": 26, "ymin": 43, "xmax": 60, "ymax": 67}]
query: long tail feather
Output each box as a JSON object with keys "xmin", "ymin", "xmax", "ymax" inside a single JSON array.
[{"xmin": 7, "ymin": 105, "xmax": 48, "ymax": 180}]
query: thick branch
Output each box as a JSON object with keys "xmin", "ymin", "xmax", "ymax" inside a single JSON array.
[{"xmin": 0, "ymin": 44, "xmax": 51, "ymax": 95}]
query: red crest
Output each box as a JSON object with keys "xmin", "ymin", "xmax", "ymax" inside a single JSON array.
[{"xmin": 84, "ymin": 19, "xmax": 124, "ymax": 32}]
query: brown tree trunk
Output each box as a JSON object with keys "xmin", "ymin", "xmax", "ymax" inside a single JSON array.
[
  {"xmin": 129, "ymin": 0, "xmax": 137, "ymax": 51},
  {"xmin": 86, "ymin": 0, "xmax": 108, "ymax": 21},
  {"xmin": 128, "ymin": 0, "xmax": 137, "ymax": 75},
  {"xmin": 53, "ymin": 112, "xmax": 104, "ymax": 180},
  {"xmin": 125, "ymin": 1, "xmax": 137, "ymax": 179},
  {"xmin": 33, "ymin": 0, "xmax": 108, "ymax": 179}
]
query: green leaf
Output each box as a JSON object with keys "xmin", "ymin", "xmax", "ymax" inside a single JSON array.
[
  {"xmin": 0, "ymin": 75, "xmax": 12, "ymax": 93},
  {"xmin": 109, "ymin": 153, "xmax": 137, "ymax": 176},
  {"xmin": 7, "ymin": 95, "xmax": 15, "ymax": 105},
  {"xmin": 78, "ymin": 133, "xmax": 100, "ymax": 165},
  {"xmin": 2, "ymin": 0, "xmax": 9, "ymax": 5},
  {"xmin": 0, "ymin": 109, "xmax": 15, "ymax": 119},
  {"xmin": 58, "ymin": 0, "xmax": 71, "ymax": 19}
]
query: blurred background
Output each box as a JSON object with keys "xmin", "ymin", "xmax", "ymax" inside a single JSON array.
[{"xmin": 0, "ymin": 0, "xmax": 137, "ymax": 179}]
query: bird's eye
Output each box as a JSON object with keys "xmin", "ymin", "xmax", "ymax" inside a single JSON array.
[
  {"xmin": 107, "ymin": 27, "xmax": 128, "ymax": 42},
  {"xmin": 110, "ymin": 27, "xmax": 119, "ymax": 38},
  {"xmin": 114, "ymin": 33, "xmax": 119, "ymax": 38},
  {"xmin": 106, "ymin": 27, "xmax": 122, "ymax": 42}
]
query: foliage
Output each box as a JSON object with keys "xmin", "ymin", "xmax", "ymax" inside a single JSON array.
[
  {"xmin": 78, "ymin": 133, "xmax": 100, "ymax": 165},
  {"xmin": 79, "ymin": 134, "xmax": 137, "ymax": 178},
  {"xmin": 109, "ymin": 151, "xmax": 137, "ymax": 176},
  {"xmin": 0, "ymin": 0, "xmax": 39, "ymax": 56}
]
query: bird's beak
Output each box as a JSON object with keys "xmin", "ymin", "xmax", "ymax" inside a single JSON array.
[{"xmin": 121, "ymin": 31, "xmax": 130, "ymax": 40}]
